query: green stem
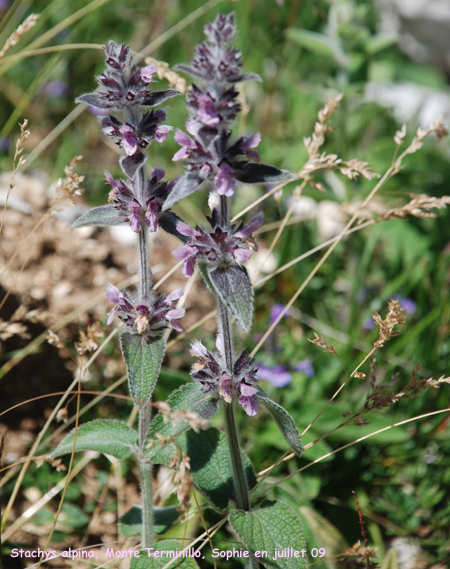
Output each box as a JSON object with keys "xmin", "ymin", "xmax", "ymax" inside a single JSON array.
[
  {"xmin": 139, "ymin": 406, "xmax": 153, "ymax": 549},
  {"xmin": 216, "ymin": 195, "xmax": 251, "ymax": 511},
  {"xmin": 223, "ymin": 399, "xmax": 251, "ymax": 511}
]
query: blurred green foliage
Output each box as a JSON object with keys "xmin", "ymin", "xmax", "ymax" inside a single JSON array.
[{"xmin": 2, "ymin": 0, "xmax": 450, "ymax": 566}]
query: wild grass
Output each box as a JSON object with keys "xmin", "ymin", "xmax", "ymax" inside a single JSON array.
[{"xmin": 1, "ymin": 1, "xmax": 450, "ymax": 568}]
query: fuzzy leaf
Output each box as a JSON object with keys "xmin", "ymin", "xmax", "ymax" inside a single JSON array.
[
  {"xmin": 285, "ymin": 28, "xmax": 347, "ymax": 66},
  {"xmin": 197, "ymin": 263, "xmax": 214, "ymax": 293},
  {"xmin": 120, "ymin": 152, "xmax": 146, "ymax": 179},
  {"xmin": 76, "ymin": 93, "xmax": 112, "ymax": 109},
  {"xmin": 119, "ymin": 505, "xmax": 180, "ymax": 537},
  {"xmin": 365, "ymin": 32, "xmax": 398, "ymax": 55},
  {"xmin": 51, "ymin": 420, "xmax": 137, "ymax": 460},
  {"xmin": 229, "ymin": 499, "xmax": 307, "ymax": 569},
  {"xmin": 161, "ymin": 174, "xmax": 205, "ymax": 211},
  {"xmin": 71, "ymin": 205, "xmax": 128, "ymax": 228},
  {"xmin": 145, "ymin": 383, "xmax": 218, "ymax": 462},
  {"xmin": 173, "ymin": 63, "xmax": 207, "ymax": 80},
  {"xmin": 177, "ymin": 427, "xmax": 257, "ymax": 511},
  {"xmin": 120, "ymin": 333, "xmax": 166, "ymax": 407},
  {"xmin": 209, "ymin": 265, "xmax": 253, "ymax": 332},
  {"xmin": 255, "ymin": 388, "xmax": 302, "ymax": 457},
  {"xmin": 143, "ymin": 89, "xmax": 181, "ymax": 107},
  {"xmin": 130, "ymin": 541, "xmax": 200, "ymax": 569},
  {"xmin": 159, "ymin": 211, "xmax": 190, "ymax": 243},
  {"xmin": 234, "ymin": 163, "xmax": 296, "ymax": 185}
]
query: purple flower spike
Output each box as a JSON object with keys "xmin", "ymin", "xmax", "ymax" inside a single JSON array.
[
  {"xmin": 258, "ymin": 364, "xmax": 292, "ymax": 388},
  {"xmin": 294, "ymin": 358, "xmax": 314, "ymax": 378}
]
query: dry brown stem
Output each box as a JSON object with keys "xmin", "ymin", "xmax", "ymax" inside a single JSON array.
[{"xmin": 0, "ymin": 14, "xmax": 39, "ymax": 59}]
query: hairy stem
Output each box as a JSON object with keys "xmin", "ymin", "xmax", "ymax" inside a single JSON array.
[
  {"xmin": 137, "ymin": 226, "xmax": 151, "ymax": 302},
  {"xmin": 217, "ymin": 195, "xmax": 251, "ymax": 511},
  {"xmin": 223, "ymin": 399, "xmax": 251, "ymax": 511},
  {"xmin": 139, "ymin": 406, "xmax": 153, "ymax": 548}
]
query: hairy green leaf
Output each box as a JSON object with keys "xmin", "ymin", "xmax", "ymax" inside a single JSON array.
[
  {"xmin": 209, "ymin": 265, "xmax": 253, "ymax": 332},
  {"xmin": 119, "ymin": 505, "xmax": 180, "ymax": 537},
  {"xmin": 255, "ymin": 388, "xmax": 302, "ymax": 457},
  {"xmin": 234, "ymin": 163, "xmax": 296, "ymax": 185},
  {"xmin": 71, "ymin": 205, "xmax": 128, "ymax": 228},
  {"xmin": 161, "ymin": 174, "xmax": 205, "ymax": 211},
  {"xmin": 178, "ymin": 427, "xmax": 257, "ymax": 511},
  {"xmin": 285, "ymin": 29, "xmax": 347, "ymax": 66},
  {"xmin": 365, "ymin": 33, "xmax": 398, "ymax": 55},
  {"xmin": 51, "ymin": 420, "xmax": 137, "ymax": 460},
  {"xmin": 131, "ymin": 541, "xmax": 200, "ymax": 569},
  {"xmin": 120, "ymin": 332, "xmax": 166, "ymax": 407},
  {"xmin": 229, "ymin": 499, "xmax": 307, "ymax": 569},
  {"xmin": 145, "ymin": 383, "xmax": 218, "ymax": 462}
]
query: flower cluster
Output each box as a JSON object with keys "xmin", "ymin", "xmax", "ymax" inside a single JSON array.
[
  {"xmin": 190, "ymin": 339, "xmax": 260, "ymax": 416},
  {"xmin": 173, "ymin": 213, "xmax": 263, "ymax": 277},
  {"xmin": 161, "ymin": 13, "xmax": 271, "ymax": 210},
  {"xmin": 106, "ymin": 284, "xmax": 185, "ymax": 335},
  {"xmin": 172, "ymin": 128, "xmax": 261, "ymax": 197},
  {"xmin": 102, "ymin": 110, "xmax": 172, "ymax": 156},
  {"xmin": 77, "ymin": 42, "xmax": 178, "ymax": 111},
  {"xmin": 106, "ymin": 168, "xmax": 175, "ymax": 233}
]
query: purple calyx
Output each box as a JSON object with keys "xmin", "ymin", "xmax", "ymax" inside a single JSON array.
[
  {"xmin": 106, "ymin": 284, "xmax": 185, "ymax": 335},
  {"xmin": 106, "ymin": 168, "xmax": 174, "ymax": 233},
  {"xmin": 190, "ymin": 340, "xmax": 260, "ymax": 416},
  {"xmin": 172, "ymin": 214, "xmax": 263, "ymax": 277}
]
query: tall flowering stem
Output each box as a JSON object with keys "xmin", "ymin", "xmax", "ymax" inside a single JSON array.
[
  {"xmin": 73, "ymin": 42, "xmax": 183, "ymax": 548},
  {"xmin": 167, "ymin": 13, "xmax": 295, "ymax": 512}
]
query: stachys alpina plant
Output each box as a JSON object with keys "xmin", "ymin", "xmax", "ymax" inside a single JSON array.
[
  {"xmin": 159, "ymin": 13, "xmax": 307, "ymax": 568},
  {"xmin": 50, "ymin": 41, "xmax": 210, "ymax": 553},
  {"xmin": 52, "ymin": 15, "xmax": 308, "ymax": 568}
]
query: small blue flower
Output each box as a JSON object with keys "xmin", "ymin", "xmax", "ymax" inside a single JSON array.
[
  {"xmin": 294, "ymin": 358, "xmax": 314, "ymax": 378},
  {"xmin": 269, "ymin": 304, "xmax": 290, "ymax": 325},
  {"xmin": 258, "ymin": 364, "xmax": 292, "ymax": 387}
]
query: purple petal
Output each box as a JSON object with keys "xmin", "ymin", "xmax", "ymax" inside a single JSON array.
[
  {"xmin": 239, "ymin": 383, "xmax": 257, "ymax": 397},
  {"xmin": 191, "ymin": 340, "xmax": 208, "ymax": 358},
  {"xmin": 237, "ymin": 214, "xmax": 264, "ymax": 237},
  {"xmin": 141, "ymin": 64, "xmax": 156, "ymax": 83},
  {"xmin": 151, "ymin": 168, "xmax": 165, "ymax": 181},
  {"xmin": 129, "ymin": 212, "xmax": 141, "ymax": 233},
  {"xmin": 215, "ymin": 162, "xmax": 235, "ymax": 197},
  {"xmin": 121, "ymin": 130, "xmax": 138, "ymax": 156},
  {"xmin": 155, "ymin": 125, "xmax": 172, "ymax": 143},
  {"xmin": 219, "ymin": 374, "xmax": 233, "ymax": 403},
  {"xmin": 173, "ymin": 245, "xmax": 197, "ymax": 260},
  {"xmin": 183, "ymin": 258, "xmax": 195, "ymax": 278},
  {"xmin": 172, "ymin": 147, "xmax": 190, "ymax": 162},
  {"xmin": 233, "ymin": 248, "xmax": 252, "ymax": 263},
  {"xmin": 239, "ymin": 396, "xmax": 259, "ymax": 416},
  {"xmin": 177, "ymin": 222, "xmax": 199, "ymax": 237},
  {"xmin": 258, "ymin": 364, "xmax": 292, "ymax": 388},
  {"xmin": 167, "ymin": 308, "xmax": 185, "ymax": 319},
  {"xmin": 107, "ymin": 308, "xmax": 116, "ymax": 325},
  {"xmin": 106, "ymin": 284, "xmax": 122, "ymax": 304},
  {"xmin": 241, "ymin": 132, "xmax": 261, "ymax": 150},
  {"xmin": 174, "ymin": 130, "xmax": 196, "ymax": 148},
  {"xmin": 166, "ymin": 288, "xmax": 184, "ymax": 302},
  {"xmin": 171, "ymin": 319, "xmax": 184, "ymax": 332},
  {"xmin": 186, "ymin": 121, "xmax": 198, "ymax": 136}
]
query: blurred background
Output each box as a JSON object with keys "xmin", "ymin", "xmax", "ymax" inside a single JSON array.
[{"xmin": 1, "ymin": 0, "xmax": 450, "ymax": 567}]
